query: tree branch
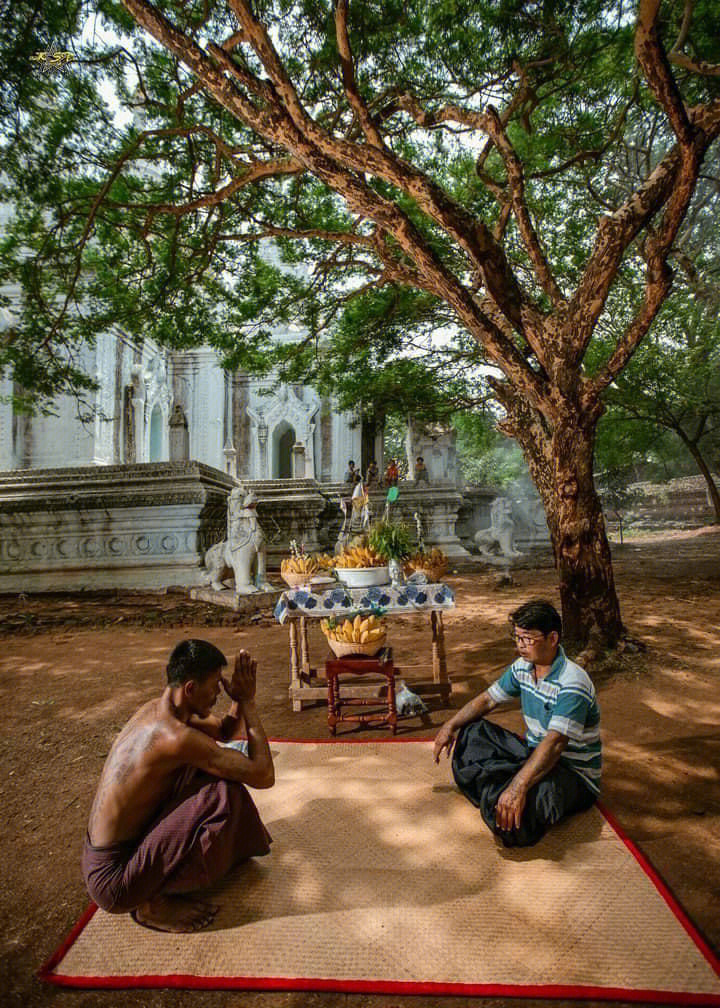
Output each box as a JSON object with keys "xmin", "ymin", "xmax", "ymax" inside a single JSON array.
[
  {"xmin": 636, "ymin": 0, "xmax": 692, "ymax": 145},
  {"xmin": 333, "ymin": 0, "xmax": 384, "ymax": 149},
  {"xmin": 668, "ymin": 0, "xmax": 720, "ymax": 77},
  {"xmin": 120, "ymin": 0, "xmax": 546, "ymax": 405},
  {"xmin": 483, "ymin": 105, "xmax": 565, "ymax": 309},
  {"xmin": 568, "ymin": 97, "xmax": 720, "ymax": 370},
  {"xmin": 222, "ymin": 3, "xmax": 538, "ymax": 333},
  {"xmin": 668, "ymin": 51, "xmax": 720, "ymax": 78}
]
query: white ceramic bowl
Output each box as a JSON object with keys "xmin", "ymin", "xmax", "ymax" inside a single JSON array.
[{"xmin": 334, "ymin": 566, "xmax": 390, "ymax": 588}]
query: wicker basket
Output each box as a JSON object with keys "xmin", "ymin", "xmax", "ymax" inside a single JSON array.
[
  {"xmin": 281, "ymin": 571, "xmax": 314, "ymax": 588},
  {"xmin": 326, "ymin": 634, "xmax": 387, "ymax": 658}
]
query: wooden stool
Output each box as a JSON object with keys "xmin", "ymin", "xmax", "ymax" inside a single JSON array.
[{"xmin": 325, "ymin": 650, "xmax": 397, "ymax": 736}]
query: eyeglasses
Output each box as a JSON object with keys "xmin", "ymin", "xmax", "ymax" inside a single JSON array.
[{"xmin": 510, "ymin": 629, "xmax": 546, "ymax": 647}]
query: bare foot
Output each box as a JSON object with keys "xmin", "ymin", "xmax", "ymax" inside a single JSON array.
[{"xmin": 131, "ymin": 895, "xmax": 218, "ymax": 933}]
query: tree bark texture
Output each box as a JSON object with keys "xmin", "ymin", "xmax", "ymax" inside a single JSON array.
[{"xmin": 500, "ymin": 390, "xmax": 623, "ymax": 649}]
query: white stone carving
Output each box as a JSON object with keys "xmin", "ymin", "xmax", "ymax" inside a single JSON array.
[
  {"xmin": 474, "ymin": 496, "xmax": 523, "ymax": 560},
  {"xmin": 201, "ymin": 486, "xmax": 271, "ymax": 594}
]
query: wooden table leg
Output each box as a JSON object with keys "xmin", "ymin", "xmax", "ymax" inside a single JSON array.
[
  {"xmin": 289, "ymin": 621, "xmax": 303, "ymax": 712},
  {"xmin": 327, "ymin": 667, "xmax": 337, "ymax": 735},
  {"xmin": 300, "ymin": 616, "xmax": 311, "ymax": 682},
  {"xmin": 431, "ymin": 609, "xmax": 450, "ymax": 701}
]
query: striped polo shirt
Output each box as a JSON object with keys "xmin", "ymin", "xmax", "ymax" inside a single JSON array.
[{"xmin": 487, "ymin": 646, "xmax": 602, "ymax": 795}]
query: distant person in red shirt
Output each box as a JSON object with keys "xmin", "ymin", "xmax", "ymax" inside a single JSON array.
[{"xmin": 385, "ymin": 459, "xmax": 399, "ymax": 487}]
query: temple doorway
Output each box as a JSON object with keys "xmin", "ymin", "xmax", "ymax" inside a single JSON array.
[{"xmin": 274, "ymin": 422, "xmax": 296, "ymax": 478}]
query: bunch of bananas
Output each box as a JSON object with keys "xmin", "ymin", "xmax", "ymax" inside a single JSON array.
[
  {"xmin": 314, "ymin": 553, "xmax": 336, "ymax": 570},
  {"xmin": 281, "ymin": 554, "xmax": 319, "ymax": 575},
  {"xmin": 405, "ymin": 548, "xmax": 448, "ymax": 578},
  {"xmin": 333, "ymin": 545, "xmax": 386, "ymax": 568},
  {"xmin": 321, "ymin": 612, "xmax": 385, "ymax": 644}
]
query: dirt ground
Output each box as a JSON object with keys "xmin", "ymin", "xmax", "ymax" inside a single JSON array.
[{"xmin": 1, "ymin": 527, "xmax": 719, "ymax": 1008}]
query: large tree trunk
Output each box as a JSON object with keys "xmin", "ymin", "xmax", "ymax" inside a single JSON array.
[{"xmin": 511, "ymin": 406, "xmax": 623, "ymax": 650}]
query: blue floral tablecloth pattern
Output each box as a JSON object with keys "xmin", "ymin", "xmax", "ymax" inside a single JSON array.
[{"xmin": 274, "ymin": 582, "xmax": 455, "ymax": 624}]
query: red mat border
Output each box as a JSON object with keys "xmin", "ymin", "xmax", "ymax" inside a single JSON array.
[{"xmin": 39, "ymin": 739, "xmax": 720, "ymax": 1005}]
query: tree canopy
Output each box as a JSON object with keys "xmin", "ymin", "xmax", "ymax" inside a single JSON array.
[{"xmin": 3, "ymin": 0, "xmax": 720, "ymax": 645}]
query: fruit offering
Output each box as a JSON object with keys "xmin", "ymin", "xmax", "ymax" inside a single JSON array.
[
  {"xmin": 405, "ymin": 547, "xmax": 448, "ymax": 579},
  {"xmin": 281, "ymin": 554, "xmax": 319, "ymax": 576},
  {"xmin": 321, "ymin": 612, "xmax": 386, "ymax": 645},
  {"xmin": 334, "ymin": 545, "xmax": 386, "ymax": 568}
]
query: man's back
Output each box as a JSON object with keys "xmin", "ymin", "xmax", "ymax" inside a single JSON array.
[{"xmin": 88, "ymin": 697, "xmax": 188, "ymax": 847}]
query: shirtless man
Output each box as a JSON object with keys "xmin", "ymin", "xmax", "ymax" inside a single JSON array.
[{"xmin": 82, "ymin": 640, "xmax": 275, "ymax": 932}]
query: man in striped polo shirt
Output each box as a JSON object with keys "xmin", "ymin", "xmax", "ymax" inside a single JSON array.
[{"xmin": 433, "ymin": 599, "xmax": 600, "ymax": 847}]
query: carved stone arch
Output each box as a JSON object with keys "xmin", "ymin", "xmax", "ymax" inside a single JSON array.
[{"xmin": 263, "ymin": 390, "xmax": 319, "ymax": 479}]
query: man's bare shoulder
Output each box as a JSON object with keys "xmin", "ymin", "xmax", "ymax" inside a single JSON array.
[{"xmin": 110, "ymin": 696, "xmax": 190, "ymax": 762}]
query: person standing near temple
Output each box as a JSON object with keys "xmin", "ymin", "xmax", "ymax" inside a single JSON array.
[
  {"xmin": 365, "ymin": 459, "xmax": 380, "ymax": 489},
  {"xmin": 343, "ymin": 460, "xmax": 357, "ymax": 483},
  {"xmin": 414, "ymin": 456, "xmax": 429, "ymax": 483},
  {"xmin": 384, "ymin": 458, "xmax": 399, "ymax": 487}
]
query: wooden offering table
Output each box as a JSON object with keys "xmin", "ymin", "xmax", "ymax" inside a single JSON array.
[{"xmin": 273, "ymin": 581, "xmax": 455, "ymax": 711}]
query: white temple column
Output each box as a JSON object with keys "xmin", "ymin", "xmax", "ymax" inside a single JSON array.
[
  {"xmin": 292, "ymin": 441, "xmax": 306, "ymax": 478},
  {"xmin": 0, "ymin": 376, "xmax": 13, "ymax": 470},
  {"xmin": 257, "ymin": 414, "xmax": 269, "ymax": 478},
  {"xmin": 304, "ymin": 420, "xmax": 316, "ymax": 478},
  {"xmin": 169, "ymin": 404, "xmax": 190, "ymax": 461},
  {"xmin": 130, "ymin": 365, "xmax": 146, "ymax": 462}
]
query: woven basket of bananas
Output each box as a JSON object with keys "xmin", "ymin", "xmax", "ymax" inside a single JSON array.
[
  {"xmin": 280, "ymin": 553, "xmax": 320, "ymax": 587},
  {"xmin": 404, "ymin": 548, "xmax": 448, "ymax": 583},
  {"xmin": 321, "ymin": 613, "xmax": 387, "ymax": 657}
]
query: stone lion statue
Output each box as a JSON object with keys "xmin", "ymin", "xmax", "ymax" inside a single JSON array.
[
  {"xmin": 474, "ymin": 496, "xmax": 523, "ymax": 560},
  {"xmin": 202, "ymin": 487, "xmax": 271, "ymax": 594}
]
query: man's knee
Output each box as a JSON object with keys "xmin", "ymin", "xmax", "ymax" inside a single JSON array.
[
  {"xmin": 84, "ymin": 879, "xmax": 137, "ymax": 914},
  {"xmin": 535, "ymin": 780, "xmax": 565, "ymax": 826}
]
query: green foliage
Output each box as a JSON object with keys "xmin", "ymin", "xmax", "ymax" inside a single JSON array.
[
  {"xmin": 368, "ymin": 519, "xmax": 414, "ymax": 560},
  {"xmin": 453, "ymin": 411, "xmax": 525, "ymax": 486},
  {"xmin": 2, "ymin": 0, "xmax": 719, "ymax": 464},
  {"xmin": 594, "ymin": 241, "xmax": 720, "ymax": 492},
  {"xmin": 383, "ymin": 414, "xmax": 408, "ymax": 472}
]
